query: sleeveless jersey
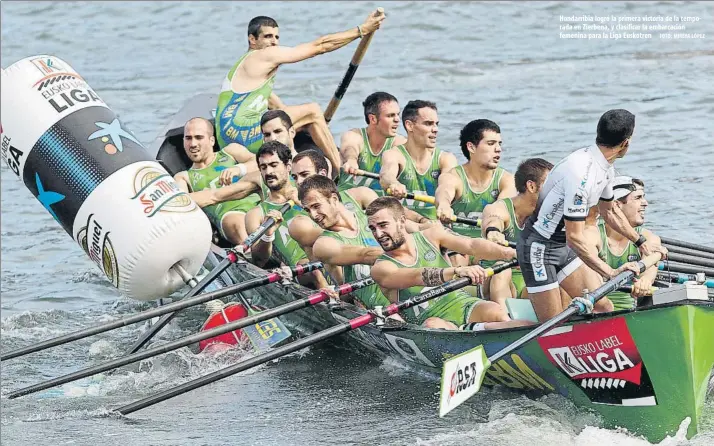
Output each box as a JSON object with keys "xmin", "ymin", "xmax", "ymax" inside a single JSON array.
[
  {"xmin": 376, "ymin": 232, "xmax": 480, "ymax": 326},
  {"xmin": 259, "ymin": 199, "xmax": 307, "ymax": 266},
  {"xmin": 451, "ymin": 166, "xmax": 504, "ymax": 238},
  {"xmin": 320, "ymin": 192, "xmax": 389, "ymax": 309},
  {"xmin": 188, "ymin": 150, "xmax": 261, "ymax": 228},
  {"xmin": 338, "ymin": 128, "xmax": 394, "ymax": 192},
  {"xmin": 503, "ymin": 197, "xmax": 526, "ymax": 298},
  {"xmin": 216, "ymin": 51, "xmax": 275, "ymax": 153},
  {"xmin": 598, "ymin": 221, "xmax": 642, "ymax": 310},
  {"xmin": 395, "ymin": 145, "xmax": 442, "ymax": 220}
]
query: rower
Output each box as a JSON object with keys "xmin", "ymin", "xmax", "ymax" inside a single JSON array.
[
  {"xmin": 379, "ymin": 100, "xmax": 458, "ymax": 220},
  {"xmin": 215, "ymin": 11, "xmax": 386, "ymax": 166},
  {"xmin": 338, "ymin": 91, "xmax": 406, "ymax": 192},
  {"xmin": 244, "ymin": 142, "xmax": 328, "ymax": 288},
  {"xmin": 517, "ymin": 109, "xmax": 666, "ymax": 321},
  {"xmin": 434, "ymin": 119, "xmax": 516, "ymax": 235},
  {"xmin": 296, "ymin": 175, "xmax": 389, "ymax": 309},
  {"xmin": 367, "ymin": 197, "xmax": 532, "ymax": 330},
  {"xmin": 480, "ymin": 158, "xmax": 553, "ymax": 307},
  {"xmin": 260, "ymin": 109, "xmax": 334, "ymax": 176},
  {"xmin": 173, "ymin": 117, "xmax": 261, "ymax": 245},
  {"xmin": 584, "ymin": 176, "xmax": 661, "ymax": 310}
]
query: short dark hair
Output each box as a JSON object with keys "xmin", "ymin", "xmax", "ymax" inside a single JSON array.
[
  {"xmin": 596, "ymin": 109, "xmax": 636, "ymax": 148},
  {"xmin": 248, "ymin": 16, "xmax": 278, "ymax": 38},
  {"xmin": 298, "ymin": 174, "xmax": 340, "ymax": 202},
  {"xmin": 459, "ymin": 119, "xmax": 501, "ymax": 160},
  {"xmin": 186, "ymin": 117, "xmax": 215, "ymax": 137},
  {"xmin": 257, "ymin": 141, "xmax": 292, "ymax": 165},
  {"xmin": 260, "ymin": 109, "xmax": 293, "ymax": 130},
  {"xmin": 363, "ymin": 92, "xmax": 398, "ymax": 124},
  {"xmin": 293, "ymin": 149, "xmax": 329, "ymax": 174},
  {"xmin": 402, "ymin": 100, "xmax": 437, "ymax": 129},
  {"xmin": 514, "ymin": 158, "xmax": 554, "ymax": 194},
  {"xmin": 365, "ymin": 196, "xmax": 405, "ymax": 219}
]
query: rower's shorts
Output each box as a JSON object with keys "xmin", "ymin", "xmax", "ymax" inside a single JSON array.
[{"xmin": 517, "ymin": 227, "xmax": 582, "ymax": 293}]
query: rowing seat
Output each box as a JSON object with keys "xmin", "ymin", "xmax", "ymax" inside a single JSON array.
[{"xmin": 505, "ymin": 298, "xmax": 539, "ymax": 323}]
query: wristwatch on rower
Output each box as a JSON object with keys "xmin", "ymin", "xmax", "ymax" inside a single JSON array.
[{"xmin": 634, "ymin": 235, "xmax": 647, "ymax": 247}]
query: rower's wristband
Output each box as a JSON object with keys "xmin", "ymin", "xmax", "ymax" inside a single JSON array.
[
  {"xmin": 485, "ymin": 226, "xmax": 502, "ymax": 237},
  {"xmin": 357, "ymin": 25, "xmax": 364, "ymax": 38},
  {"xmin": 634, "ymin": 235, "xmax": 647, "ymax": 247},
  {"xmin": 261, "ymin": 233, "xmax": 275, "ymax": 243}
]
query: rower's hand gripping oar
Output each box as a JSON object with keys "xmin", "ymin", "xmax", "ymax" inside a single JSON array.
[
  {"xmin": 124, "ymin": 201, "xmax": 295, "ymax": 354},
  {"xmin": 114, "ymin": 260, "xmax": 516, "ymax": 416},
  {"xmin": 438, "ymin": 252, "xmax": 663, "ymax": 417},
  {"xmin": 6, "ymin": 272, "xmax": 382, "ymax": 400},
  {"xmin": 324, "ymin": 8, "xmax": 384, "ymax": 123}
]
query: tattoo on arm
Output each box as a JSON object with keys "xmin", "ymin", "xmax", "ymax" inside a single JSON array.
[{"xmin": 422, "ymin": 267, "xmax": 445, "ymax": 286}]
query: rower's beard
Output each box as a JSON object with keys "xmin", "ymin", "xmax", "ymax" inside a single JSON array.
[
  {"xmin": 266, "ymin": 176, "xmax": 287, "ymax": 191},
  {"xmin": 380, "ymin": 232, "xmax": 406, "ymax": 251}
]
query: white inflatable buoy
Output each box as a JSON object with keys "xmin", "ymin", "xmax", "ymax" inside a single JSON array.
[{"xmin": 0, "ymin": 55, "xmax": 213, "ymax": 301}]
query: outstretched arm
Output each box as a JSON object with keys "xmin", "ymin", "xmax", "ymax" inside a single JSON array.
[
  {"xmin": 189, "ymin": 172, "xmax": 261, "ymax": 207},
  {"xmin": 426, "ymin": 225, "xmax": 515, "ymax": 261},
  {"xmin": 434, "ymin": 170, "xmax": 462, "ymax": 224},
  {"xmin": 339, "ymin": 129, "xmax": 363, "ymax": 173},
  {"xmin": 312, "ymin": 236, "xmax": 383, "ymax": 266},
  {"xmin": 256, "ymin": 9, "xmax": 385, "ymax": 70},
  {"xmin": 379, "ymin": 147, "xmax": 405, "ymax": 193}
]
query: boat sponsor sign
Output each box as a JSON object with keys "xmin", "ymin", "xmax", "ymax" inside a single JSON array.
[
  {"xmin": 439, "ymin": 345, "xmax": 489, "ymax": 417},
  {"xmin": 537, "ymin": 317, "xmax": 657, "ymax": 406}
]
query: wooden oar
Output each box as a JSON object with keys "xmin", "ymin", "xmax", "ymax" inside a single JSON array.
[
  {"xmin": 438, "ymin": 252, "xmax": 663, "ymax": 417},
  {"xmin": 6, "ymin": 277, "xmax": 373, "ymax": 400},
  {"xmin": 658, "ymin": 261, "xmax": 714, "ymax": 277},
  {"xmin": 324, "ymin": 8, "xmax": 384, "ymax": 123},
  {"xmin": 660, "ymin": 236, "xmax": 714, "ymax": 256},
  {"xmin": 0, "ymin": 260, "xmax": 320, "ymax": 362},
  {"xmin": 125, "ymin": 201, "xmax": 296, "ymax": 354},
  {"xmin": 114, "ymin": 260, "xmax": 517, "ymax": 415},
  {"xmin": 666, "ymin": 252, "xmax": 714, "ymax": 269}
]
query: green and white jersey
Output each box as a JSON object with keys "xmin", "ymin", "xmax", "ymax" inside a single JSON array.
[
  {"xmin": 338, "ymin": 128, "xmax": 394, "ymax": 193},
  {"xmin": 598, "ymin": 220, "xmax": 642, "ymax": 310},
  {"xmin": 215, "ymin": 51, "xmax": 275, "ymax": 153},
  {"xmin": 451, "ymin": 166, "xmax": 504, "ymax": 238},
  {"xmin": 376, "ymin": 232, "xmax": 480, "ymax": 326},
  {"xmin": 187, "ymin": 150, "xmax": 261, "ymax": 227},
  {"xmin": 259, "ymin": 199, "xmax": 308, "ymax": 266},
  {"xmin": 395, "ymin": 145, "xmax": 442, "ymax": 220},
  {"xmin": 320, "ymin": 192, "xmax": 389, "ymax": 309}
]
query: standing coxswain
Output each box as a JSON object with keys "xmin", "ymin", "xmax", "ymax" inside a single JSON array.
[{"xmin": 517, "ymin": 109, "xmax": 666, "ymax": 321}]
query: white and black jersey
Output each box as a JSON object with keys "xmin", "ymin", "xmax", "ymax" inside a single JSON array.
[{"xmin": 526, "ymin": 145, "xmax": 615, "ymax": 243}]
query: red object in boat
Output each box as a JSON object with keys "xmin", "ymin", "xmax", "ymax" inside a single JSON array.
[{"xmin": 198, "ymin": 303, "xmax": 249, "ymax": 352}]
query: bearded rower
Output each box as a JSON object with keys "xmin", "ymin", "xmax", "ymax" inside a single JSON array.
[
  {"xmin": 366, "ymin": 197, "xmax": 531, "ymax": 330},
  {"xmin": 174, "ymin": 118, "xmax": 261, "ymax": 245},
  {"xmin": 379, "ymin": 100, "xmax": 458, "ymax": 220},
  {"xmin": 338, "ymin": 92, "xmax": 406, "ymax": 192},
  {"xmin": 215, "ymin": 11, "xmax": 385, "ymax": 167},
  {"xmin": 480, "ymin": 158, "xmax": 553, "ymax": 306},
  {"xmin": 434, "ymin": 119, "xmax": 516, "ymax": 237},
  {"xmin": 584, "ymin": 176, "xmax": 661, "ymax": 310},
  {"xmin": 244, "ymin": 142, "xmax": 328, "ymax": 288},
  {"xmin": 517, "ymin": 109, "xmax": 665, "ymax": 321}
]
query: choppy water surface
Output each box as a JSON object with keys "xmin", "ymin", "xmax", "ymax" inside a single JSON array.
[{"xmin": 1, "ymin": 1, "xmax": 712, "ymax": 445}]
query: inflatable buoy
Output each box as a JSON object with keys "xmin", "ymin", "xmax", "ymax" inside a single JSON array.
[
  {"xmin": 198, "ymin": 302, "xmax": 249, "ymax": 352},
  {"xmin": 0, "ymin": 55, "xmax": 213, "ymax": 301}
]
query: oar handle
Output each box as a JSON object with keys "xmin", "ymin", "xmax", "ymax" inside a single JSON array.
[
  {"xmin": 349, "ymin": 168, "xmax": 380, "ymax": 180},
  {"xmin": 233, "ymin": 201, "xmax": 293, "ymax": 256},
  {"xmin": 324, "ymin": 8, "xmax": 384, "ymax": 122},
  {"xmin": 385, "ymin": 187, "xmax": 436, "ymax": 205}
]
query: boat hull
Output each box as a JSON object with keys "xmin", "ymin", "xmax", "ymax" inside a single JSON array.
[{"xmin": 220, "ymin": 259, "xmax": 714, "ymax": 442}]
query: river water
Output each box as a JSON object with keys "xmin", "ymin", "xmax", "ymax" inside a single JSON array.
[{"xmin": 1, "ymin": 1, "xmax": 713, "ymax": 445}]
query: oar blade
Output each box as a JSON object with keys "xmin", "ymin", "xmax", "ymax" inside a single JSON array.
[{"xmin": 438, "ymin": 345, "xmax": 490, "ymax": 417}]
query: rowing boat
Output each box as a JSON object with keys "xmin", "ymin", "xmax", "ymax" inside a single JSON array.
[{"xmin": 146, "ymin": 94, "xmax": 714, "ymax": 442}]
